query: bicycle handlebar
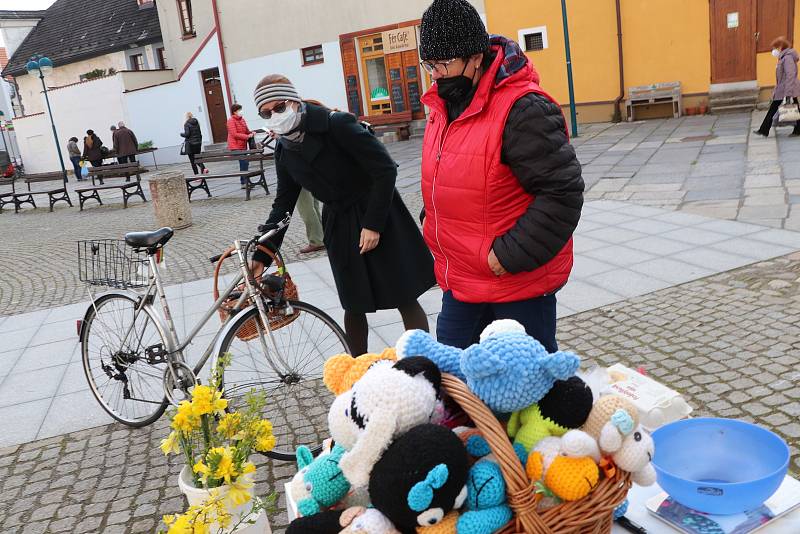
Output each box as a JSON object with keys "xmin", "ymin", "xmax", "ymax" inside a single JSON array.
[{"xmin": 207, "ymin": 213, "xmax": 292, "ymax": 264}]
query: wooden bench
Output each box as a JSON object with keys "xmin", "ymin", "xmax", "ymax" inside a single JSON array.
[
  {"xmin": 77, "ymin": 164, "xmax": 148, "ymax": 210},
  {"xmin": 11, "ymin": 172, "xmax": 73, "ymax": 213},
  {"xmin": 0, "ymin": 175, "xmax": 15, "ymax": 212},
  {"xmin": 626, "ymin": 81, "xmax": 682, "ymax": 121},
  {"xmin": 187, "ymin": 149, "xmax": 271, "ymax": 201}
]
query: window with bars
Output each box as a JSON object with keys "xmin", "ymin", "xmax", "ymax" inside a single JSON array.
[
  {"xmin": 177, "ymin": 0, "xmax": 195, "ymax": 37},
  {"xmin": 130, "ymin": 54, "xmax": 144, "ymax": 71},
  {"xmin": 302, "ymin": 45, "xmax": 324, "ymax": 66},
  {"xmin": 157, "ymin": 47, "xmax": 167, "ymax": 69},
  {"xmin": 518, "ymin": 26, "xmax": 548, "ymax": 52}
]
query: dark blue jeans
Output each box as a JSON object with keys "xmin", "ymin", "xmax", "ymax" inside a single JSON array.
[
  {"xmin": 239, "ymin": 159, "xmax": 249, "ymax": 184},
  {"xmin": 436, "ymin": 290, "xmax": 558, "ymax": 351},
  {"xmin": 70, "ymin": 156, "xmax": 82, "ymax": 180}
]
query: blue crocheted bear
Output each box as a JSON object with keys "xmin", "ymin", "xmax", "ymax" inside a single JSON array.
[
  {"xmin": 397, "ymin": 320, "xmax": 580, "ymax": 413},
  {"xmin": 458, "ymin": 457, "xmax": 513, "ymax": 534}
]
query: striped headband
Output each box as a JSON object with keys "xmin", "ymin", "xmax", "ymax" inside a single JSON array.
[{"xmin": 253, "ymin": 82, "xmax": 301, "ymax": 110}]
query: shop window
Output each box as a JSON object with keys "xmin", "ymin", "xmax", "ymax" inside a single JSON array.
[
  {"xmin": 177, "ymin": 0, "xmax": 195, "ymax": 38},
  {"xmin": 157, "ymin": 47, "xmax": 168, "ymax": 69},
  {"xmin": 130, "ymin": 54, "xmax": 144, "ymax": 71},
  {"xmin": 302, "ymin": 45, "xmax": 324, "ymax": 66},
  {"xmin": 518, "ymin": 26, "xmax": 548, "ymax": 52},
  {"xmin": 757, "ymin": 0, "xmax": 793, "ymax": 53}
]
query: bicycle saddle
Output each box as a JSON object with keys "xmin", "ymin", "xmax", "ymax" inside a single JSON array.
[{"xmin": 124, "ymin": 227, "xmax": 174, "ymax": 249}]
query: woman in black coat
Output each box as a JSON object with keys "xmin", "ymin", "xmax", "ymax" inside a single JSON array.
[
  {"xmin": 181, "ymin": 112, "xmax": 207, "ymax": 174},
  {"xmin": 252, "ymin": 74, "xmax": 435, "ymax": 355},
  {"xmin": 82, "ymin": 129, "xmax": 104, "ymax": 167}
]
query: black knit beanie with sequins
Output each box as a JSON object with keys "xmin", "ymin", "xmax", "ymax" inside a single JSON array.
[{"xmin": 419, "ymin": 0, "xmax": 489, "ymax": 60}]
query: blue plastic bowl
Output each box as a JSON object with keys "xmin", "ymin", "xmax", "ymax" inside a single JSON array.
[{"xmin": 651, "ymin": 418, "xmax": 789, "ymax": 515}]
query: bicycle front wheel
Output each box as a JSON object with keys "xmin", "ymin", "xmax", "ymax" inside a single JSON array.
[
  {"xmin": 217, "ymin": 300, "xmax": 350, "ymax": 461},
  {"xmin": 82, "ymin": 293, "xmax": 169, "ymax": 427}
]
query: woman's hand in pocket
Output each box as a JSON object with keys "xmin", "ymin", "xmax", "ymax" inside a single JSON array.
[
  {"xmin": 359, "ymin": 229, "xmax": 381, "ymax": 254},
  {"xmin": 488, "ymin": 249, "xmax": 507, "ymax": 276}
]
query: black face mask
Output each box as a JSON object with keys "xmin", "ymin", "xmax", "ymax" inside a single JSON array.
[{"xmin": 436, "ymin": 61, "xmax": 474, "ymax": 104}]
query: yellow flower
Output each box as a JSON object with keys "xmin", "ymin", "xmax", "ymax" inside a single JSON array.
[
  {"xmin": 209, "ymin": 446, "xmax": 237, "ymax": 484},
  {"xmin": 224, "ymin": 471, "xmax": 254, "ymax": 507},
  {"xmin": 166, "ymin": 513, "xmax": 192, "ymax": 534},
  {"xmin": 160, "ymin": 431, "xmax": 181, "ymax": 455},
  {"xmin": 216, "ymin": 412, "xmax": 241, "ymax": 439},
  {"xmin": 191, "ymin": 385, "xmax": 227, "ymax": 417},
  {"xmin": 193, "ymin": 461, "xmax": 210, "ymax": 486},
  {"xmin": 172, "ymin": 401, "xmax": 199, "ymax": 432},
  {"xmin": 256, "ymin": 434, "xmax": 276, "ymax": 453},
  {"xmin": 241, "ymin": 462, "xmax": 256, "ymax": 475},
  {"xmin": 163, "ymin": 514, "xmax": 176, "ymax": 526}
]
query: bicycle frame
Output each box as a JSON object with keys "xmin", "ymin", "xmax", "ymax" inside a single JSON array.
[{"xmin": 85, "ymin": 237, "xmax": 290, "ymax": 404}]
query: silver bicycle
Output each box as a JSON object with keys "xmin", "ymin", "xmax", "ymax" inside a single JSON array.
[{"xmin": 77, "ymin": 214, "xmax": 349, "ymax": 460}]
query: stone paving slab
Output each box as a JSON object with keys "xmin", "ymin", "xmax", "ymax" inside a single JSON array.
[
  {"xmin": 3, "ymin": 200, "xmax": 800, "ymax": 448},
  {"xmin": 1, "ymin": 252, "xmax": 798, "ymax": 534}
]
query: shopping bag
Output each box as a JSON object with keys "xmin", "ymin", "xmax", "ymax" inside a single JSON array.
[{"xmin": 776, "ymin": 99, "xmax": 800, "ymax": 126}]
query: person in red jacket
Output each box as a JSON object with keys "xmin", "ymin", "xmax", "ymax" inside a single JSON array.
[
  {"xmin": 418, "ymin": 0, "xmax": 584, "ymax": 350},
  {"xmin": 227, "ymin": 103, "xmax": 255, "ymax": 188}
]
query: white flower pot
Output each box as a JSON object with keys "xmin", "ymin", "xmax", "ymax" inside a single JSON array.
[{"xmin": 178, "ymin": 466, "xmax": 272, "ymax": 533}]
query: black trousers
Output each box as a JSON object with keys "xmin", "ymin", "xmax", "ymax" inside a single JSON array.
[
  {"xmin": 758, "ymin": 98, "xmax": 800, "ymax": 135},
  {"xmin": 187, "ymin": 152, "xmax": 205, "ymax": 175},
  {"xmin": 117, "ymin": 155, "xmax": 137, "ymax": 164}
]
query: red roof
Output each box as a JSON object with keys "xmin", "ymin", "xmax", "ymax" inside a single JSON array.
[{"xmin": 0, "ymin": 48, "xmax": 8, "ymax": 70}]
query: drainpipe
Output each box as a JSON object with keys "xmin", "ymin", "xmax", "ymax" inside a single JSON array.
[
  {"xmin": 612, "ymin": 0, "xmax": 625, "ymax": 122},
  {"xmin": 211, "ymin": 0, "xmax": 234, "ymax": 107}
]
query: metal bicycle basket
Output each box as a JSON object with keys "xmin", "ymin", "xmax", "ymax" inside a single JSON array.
[{"xmin": 78, "ymin": 239, "xmax": 150, "ymax": 289}]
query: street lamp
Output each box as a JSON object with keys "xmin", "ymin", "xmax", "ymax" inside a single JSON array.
[
  {"xmin": 560, "ymin": 0, "xmax": 578, "ymax": 138},
  {"xmin": 26, "ymin": 54, "xmax": 69, "ymax": 185}
]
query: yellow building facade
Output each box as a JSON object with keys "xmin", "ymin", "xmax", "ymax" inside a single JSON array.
[{"xmin": 486, "ymin": 0, "xmax": 800, "ymax": 123}]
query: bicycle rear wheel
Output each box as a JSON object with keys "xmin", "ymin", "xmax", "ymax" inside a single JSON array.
[
  {"xmin": 216, "ymin": 300, "xmax": 350, "ymax": 461},
  {"xmin": 81, "ymin": 293, "xmax": 169, "ymax": 426}
]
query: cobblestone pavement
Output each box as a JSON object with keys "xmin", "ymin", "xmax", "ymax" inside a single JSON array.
[
  {"xmin": 576, "ymin": 111, "xmax": 800, "ymax": 229},
  {"xmin": 1, "ymin": 252, "xmax": 797, "ymax": 534},
  {"xmin": 0, "ymin": 141, "xmax": 424, "ymax": 317}
]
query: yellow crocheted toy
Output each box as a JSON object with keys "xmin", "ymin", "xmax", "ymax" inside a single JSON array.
[
  {"xmin": 582, "ymin": 395, "xmax": 639, "ymax": 454},
  {"xmin": 323, "ymin": 348, "xmax": 397, "ymax": 395},
  {"xmin": 416, "ymin": 511, "xmax": 459, "ymax": 533},
  {"xmin": 525, "ymin": 431, "xmax": 601, "ymax": 503}
]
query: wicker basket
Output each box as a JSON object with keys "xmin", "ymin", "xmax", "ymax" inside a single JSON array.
[
  {"xmin": 442, "ymin": 374, "xmax": 632, "ymax": 534},
  {"xmin": 212, "ymin": 245, "xmax": 299, "ymax": 342}
]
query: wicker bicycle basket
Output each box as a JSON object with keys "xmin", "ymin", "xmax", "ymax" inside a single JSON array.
[
  {"xmin": 212, "ymin": 245, "xmax": 299, "ymax": 341},
  {"xmin": 441, "ymin": 374, "xmax": 632, "ymax": 534}
]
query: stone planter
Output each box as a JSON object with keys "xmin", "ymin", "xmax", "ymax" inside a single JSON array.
[{"xmin": 178, "ymin": 466, "xmax": 271, "ymax": 533}]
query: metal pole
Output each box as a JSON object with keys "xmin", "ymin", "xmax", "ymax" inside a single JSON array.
[
  {"xmin": 560, "ymin": 0, "xmax": 579, "ymax": 137},
  {"xmin": 40, "ymin": 72, "xmax": 69, "ymax": 185}
]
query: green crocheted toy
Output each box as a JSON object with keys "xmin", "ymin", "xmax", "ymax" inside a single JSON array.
[
  {"xmin": 507, "ymin": 404, "xmax": 568, "ymax": 452},
  {"xmin": 290, "ymin": 444, "xmax": 350, "ymax": 517}
]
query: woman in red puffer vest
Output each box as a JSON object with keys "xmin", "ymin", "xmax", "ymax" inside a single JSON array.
[
  {"xmin": 419, "ymin": 0, "xmax": 584, "ymax": 350},
  {"xmin": 227, "ymin": 103, "xmax": 254, "ymax": 187}
]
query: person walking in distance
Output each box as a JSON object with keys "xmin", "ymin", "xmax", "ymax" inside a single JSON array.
[
  {"xmin": 67, "ymin": 136, "xmax": 82, "ymax": 181},
  {"xmin": 417, "ymin": 0, "xmax": 584, "ymax": 350},
  {"xmin": 226, "ymin": 104, "xmax": 254, "ymax": 189},
  {"xmin": 181, "ymin": 112, "xmax": 208, "ymax": 175},
  {"xmin": 754, "ymin": 37, "xmax": 800, "ymax": 137},
  {"xmin": 251, "ymin": 74, "xmax": 435, "ymax": 355},
  {"xmin": 113, "ymin": 121, "xmax": 139, "ymax": 164}
]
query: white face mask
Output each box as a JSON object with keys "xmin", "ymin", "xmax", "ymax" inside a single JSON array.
[
  {"xmin": 264, "ymin": 104, "xmax": 300, "ymax": 135},
  {"xmin": 772, "ymin": 49, "xmax": 781, "ymax": 58}
]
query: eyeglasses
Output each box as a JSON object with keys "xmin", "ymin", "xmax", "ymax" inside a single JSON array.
[
  {"xmin": 258, "ymin": 100, "xmax": 289, "ymax": 119},
  {"xmin": 420, "ymin": 58, "xmax": 458, "ymax": 76}
]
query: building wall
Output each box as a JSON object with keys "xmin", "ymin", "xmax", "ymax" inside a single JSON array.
[
  {"xmin": 485, "ymin": 0, "xmax": 800, "ymax": 122},
  {"xmin": 227, "ymin": 41, "xmax": 347, "ymax": 118},
  {"xmin": 155, "ymin": 0, "xmax": 216, "ymax": 81},
  {"xmin": 0, "ymin": 21, "xmax": 39, "ymax": 57},
  {"xmin": 16, "ymin": 52, "xmax": 128, "ymax": 115},
  {"xmin": 218, "ymin": 0, "xmax": 485, "ymax": 64}
]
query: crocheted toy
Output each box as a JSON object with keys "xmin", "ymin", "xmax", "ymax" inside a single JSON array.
[
  {"xmin": 582, "ymin": 395, "xmax": 640, "ymax": 454},
  {"xmin": 289, "ymin": 444, "xmax": 350, "ymax": 517},
  {"xmin": 339, "ymin": 507, "xmax": 402, "ymax": 534},
  {"xmin": 324, "ymin": 348, "xmax": 398, "ymax": 395},
  {"xmin": 328, "ymin": 357, "xmax": 442, "ymax": 488},
  {"xmin": 457, "ymin": 455, "xmax": 513, "ymax": 534},
  {"xmin": 370, "ymin": 424, "xmax": 469, "ymax": 534},
  {"xmin": 416, "ymin": 511, "xmax": 459, "ymax": 533},
  {"xmin": 287, "ymin": 509, "xmax": 346, "ymax": 534},
  {"xmin": 397, "ymin": 320, "xmax": 580, "ymax": 413},
  {"xmin": 526, "ymin": 430, "xmax": 601, "ymax": 503},
  {"xmin": 507, "ymin": 376, "xmax": 594, "ymax": 452},
  {"xmin": 606, "ymin": 425, "xmax": 656, "ymax": 487}
]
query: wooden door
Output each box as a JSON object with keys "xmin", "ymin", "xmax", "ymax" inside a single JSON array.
[
  {"xmin": 710, "ymin": 0, "xmax": 757, "ymax": 83},
  {"xmin": 402, "ymin": 49, "xmax": 425, "ymax": 120},
  {"xmin": 202, "ymin": 68, "xmax": 227, "ymax": 143},
  {"xmin": 340, "ymin": 37, "xmax": 363, "ymax": 116},
  {"xmin": 359, "ymin": 34, "xmax": 393, "ymax": 116}
]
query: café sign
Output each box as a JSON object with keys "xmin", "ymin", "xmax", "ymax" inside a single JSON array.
[{"xmin": 382, "ymin": 26, "xmax": 417, "ymax": 54}]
